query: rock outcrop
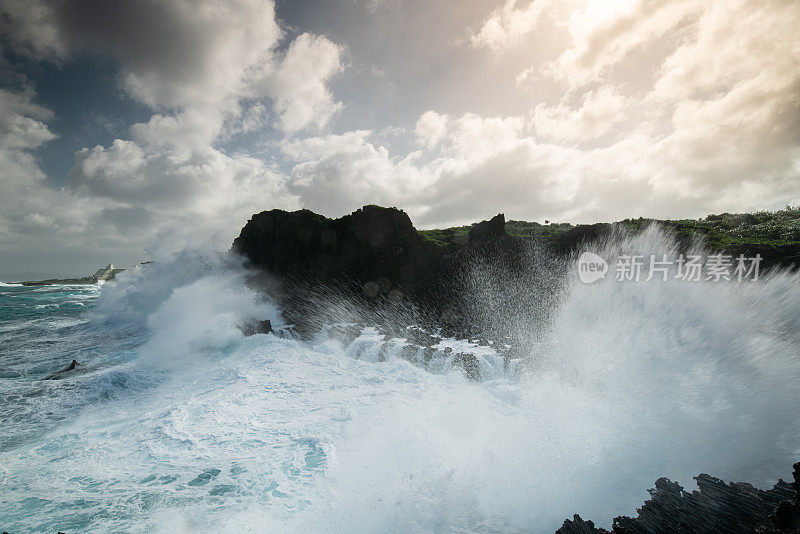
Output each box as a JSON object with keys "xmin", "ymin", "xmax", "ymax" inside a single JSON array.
[
  {"xmin": 232, "ymin": 206, "xmax": 541, "ymax": 337},
  {"xmin": 232, "ymin": 205, "xmax": 443, "ymax": 297},
  {"xmin": 557, "ymin": 462, "xmax": 800, "ymax": 534},
  {"xmin": 232, "ymin": 204, "xmax": 797, "ymax": 340},
  {"xmin": 44, "ymin": 359, "xmax": 80, "ymax": 380}
]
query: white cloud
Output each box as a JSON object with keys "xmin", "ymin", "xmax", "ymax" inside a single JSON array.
[
  {"xmin": 0, "ymin": 87, "xmax": 56, "ymax": 149},
  {"xmin": 260, "ymin": 33, "xmax": 344, "ymax": 134},
  {"xmin": 1, "ymin": 0, "xmax": 799, "ymax": 275},
  {"xmin": 131, "ymin": 109, "xmax": 225, "ymax": 152},
  {"xmin": 0, "ymin": 88, "xmax": 104, "ymax": 265},
  {"xmin": 443, "ymin": 113, "xmax": 525, "ymax": 161},
  {"xmin": 282, "ymin": 130, "xmax": 428, "ymax": 216},
  {"xmin": 1, "ymin": 0, "xmax": 344, "ymax": 146},
  {"xmin": 470, "ymin": 0, "xmax": 552, "ymax": 51},
  {"xmin": 542, "ymin": 0, "xmax": 698, "ymax": 89},
  {"xmin": 0, "ymin": 0, "xmax": 345, "ymax": 275},
  {"xmin": 415, "ymin": 111, "xmax": 448, "ymax": 149},
  {"xmin": 0, "ymin": 0, "xmax": 67, "ymax": 58},
  {"xmin": 531, "ymin": 86, "xmax": 628, "ymax": 142},
  {"xmin": 0, "ymin": 87, "xmax": 299, "ymax": 276},
  {"xmin": 68, "ymin": 140, "xmax": 288, "ymax": 211}
]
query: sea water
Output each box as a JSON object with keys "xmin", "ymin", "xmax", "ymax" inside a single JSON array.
[{"xmin": 1, "ymin": 230, "xmax": 799, "ymax": 533}]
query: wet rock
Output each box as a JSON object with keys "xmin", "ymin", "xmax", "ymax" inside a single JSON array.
[
  {"xmin": 550, "ymin": 223, "xmax": 612, "ymax": 255},
  {"xmin": 419, "ymin": 346, "xmax": 436, "ymax": 366},
  {"xmin": 232, "ymin": 206, "xmax": 530, "ymax": 333},
  {"xmin": 561, "ymin": 462, "xmax": 800, "ymax": 534},
  {"xmin": 769, "ymin": 462, "xmax": 800, "ymax": 533},
  {"xmin": 44, "ymin": 359, "xmax": 80, "ymax": 380},
  {"xmin": 400, "ymin": 344, "xmax": 421, "ymax": 364},
  {"xmin": 405, "ymin": 326, "xmax": 439, "ymax": 347},
  {"xmin": 240, "ymin": 319, "xmax": 272, "ymax": 336},
  {"xmin": 328, "ymin": 324, "xmax": 362, "ymax": 346},
  {"xmin": 453, "ymin": 352, "xmax": 480, "ymax": 381},
  {"xmin": 557, "ymin": 515, "xmax": 609, "ymax": 534}
]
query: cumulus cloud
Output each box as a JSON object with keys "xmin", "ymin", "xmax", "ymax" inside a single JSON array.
[
  {"xmin": 0, "ymin": 0, "xmax": 344, "ymax": 144},
  {"xmin": 542, "ymin": 0, "xmax": 698, "ymax": 89},
  {"xmin": 0, "ymin": 87, "xmax": 56, "ymax": 150},
  {"xmin": 0, "ymin": 88, "xmax": 108, "ymax": 273},
  {"xmin": 0, "ymin": 1, "xmax": 339, "ymax": 275},
  {"xmin": 282, "ymin": 130, "xmax": 428, "ymax": 216},
  {"xmin": 1, "ymin": 0, "xmax": 799, "ymax": 275},
  {"xmin": 259, "ymin": 33, "xmax": 344, "ymax": 134},
  {"xmin": 0, "ymin": 86, "xmax": 298, "ymax": 276},
  {"xmin": 531, "ymin": 86, "xmax": 628, "ymax": 143},
  {"xmin": 470, "ymin": 0, "xmax": 551, "ymax": 51},
  {"xmin": 415, "ymin": 111, "xmax": 448, "ymax": 149},
  {"xmin": 67, "ymin": 140, "xmax": 297, "ymax": 248}
]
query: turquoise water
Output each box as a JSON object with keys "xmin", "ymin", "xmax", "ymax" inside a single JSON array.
[
  {"xmin": 1, "ymin": 234, "xmax": 800, "ymax": 533},
  {"xmin": 0, "ymin": 264, "xmax": 522, "ymax": 533}
]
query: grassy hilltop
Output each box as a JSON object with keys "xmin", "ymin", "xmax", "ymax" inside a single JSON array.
[{"xmin": 419, "ymin": 206, "xmax": 800, "ymax": 253}]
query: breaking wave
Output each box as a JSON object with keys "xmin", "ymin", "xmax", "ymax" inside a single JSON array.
[{"xmin": 1, "ymin": 228, "xmax": 799, "ymax": 533}]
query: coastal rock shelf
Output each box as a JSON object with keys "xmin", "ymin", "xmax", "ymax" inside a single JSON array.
[{"xmin": 557, "ymin": 462, "xmax": 800, "ymax": 533}]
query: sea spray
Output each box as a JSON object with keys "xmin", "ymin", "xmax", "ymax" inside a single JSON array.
[
  {"xmin": 1, "ymin": 227, "xmax": 799, "ymax": 533},
  {"xmin": 278, "ymin": 225, "xmax": 800, "ymax": 532}
]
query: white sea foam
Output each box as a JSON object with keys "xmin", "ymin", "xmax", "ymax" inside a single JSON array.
[{"xmin": 1, "ymin": 228, "xmax": 799, "ymax": 533}]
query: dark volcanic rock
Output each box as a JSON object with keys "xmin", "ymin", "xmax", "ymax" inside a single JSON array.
[
  {"xmin": 233, "ymin": 205, "xmax": 442, "ymax": 296},
  {"xmin": 44, "ymin": 359, "xmax": 80, "ymax": 380},
  {"xmin": 558, "ymin": 462, "xmax": 800, "ymax": 534},
  {"xmin": 557, "ymin": 515, "xmax": 607, "ymax": 534},
  {"xmin": 232, "ymin": 206, "xmax": 539, "ymax": 336},
  {"xmin": 724, "ymin": 243, "xmax": 800, "ymax": 273},
  {"xmin": 550, "ymin": 223, "xmax": 612, "ymax": 255},
  {"xmin": 452, "ymin": 352, "xmax": 480, "ymax": 380},
  {"xmin": 232, "ymin": 206, "xmax": 572, "ymax": 349},
  {"xmin": 240, "ymin": 319, "xmax": 272, "ymax": 336},
  {"xmin": 468, "ymin": 213, "xmax": 507, "ymax": 244}
]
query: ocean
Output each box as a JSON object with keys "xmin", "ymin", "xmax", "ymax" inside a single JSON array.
[{"xmin": 2, "ymin": 230, "xmax": 799, "ymax": 533}]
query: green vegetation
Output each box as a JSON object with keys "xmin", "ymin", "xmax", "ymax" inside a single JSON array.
[
  {"xmin": 419, "ymin": 207, "xmax": 800, "ymax": 250},
  {"xmin": 618, "ymin": 207, "xmax": 800, "ymax": 250},
  {"xmin": 418, "ymin": 225, "xmax": 473, "ymax": 248},
  {"xmin": 504, "ymin": 220, "xmax": 574, "ymax": 240}
]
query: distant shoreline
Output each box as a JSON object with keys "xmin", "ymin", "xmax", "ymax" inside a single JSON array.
[
  {"xmin": 19, "ymin": 277, "xmax": 98, "ymax": 287},
  {"xmin": 18, "ymin": 263, "xmax": 128, "ymax": 286}
]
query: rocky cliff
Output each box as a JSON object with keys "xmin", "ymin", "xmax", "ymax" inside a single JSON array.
[
  {"xmin": 233, "ymin": 205, "xmax": 443, "ymax": 297},
  {"xmin": 232, "ymin": 205, "xmax": 798, "ymax": 337},
  {"xmin": 232, "ymin": 206, "xmax": 538, "ymax": 334}
]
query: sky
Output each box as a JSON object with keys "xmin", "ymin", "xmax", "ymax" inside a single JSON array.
[{"xmin": 0, "ymin": 0, "xmax": 799, "ymax": 279}]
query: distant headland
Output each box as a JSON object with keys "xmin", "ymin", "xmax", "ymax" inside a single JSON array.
[{"xmin": 19, "ymin": 262, "xmax": 151, "ymax": 286}]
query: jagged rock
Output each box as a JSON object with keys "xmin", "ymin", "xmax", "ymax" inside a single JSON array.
[
  {"xmin": 768, "ymin": 463, "xmax": 800, "ymax": 533},
  {"xmin": 44, "ymin": 359, "xmax": 80, "ymax": 380},
  {"xmin": 557, "ymin": 515, "xmax": 609, "ymax": 534},
  {"xmin": 240, "ymin": 319, "xmax": 272, "ymax": 336},
  {"xmin": 327, "ymin": 324, "xmax": 362, "ymax": 346},
  {"xmin": 233, "ymin": 206, "xmax": 442, "ymax": 296},
  {"xmin": 550, "ymin": 223, "xmax": 612, "ymax": 255},
  {"xmin": 419, "ymin": 346, "xmax": 436, "ymax": 366},
  {"xmin": 468, "ymin": 213, "xmax": 507, "ymax": 244},
  {"xmin": 405, "ymin": 327, "xmax": 439, "ymax": 347},
  {"xmin": 232, "ymin": 206, "xmax": 530, "ymax": 334},
  {"xmin": 400, "ymin": 344, "xmax": 421, "ymax": 364},
  {"xmin": 561, "ymin": 462, "xmax": 800, "ymax": 534},
  {"xmin": 452, "ymin": 352, "xmax": 480, "ymax": 380}
]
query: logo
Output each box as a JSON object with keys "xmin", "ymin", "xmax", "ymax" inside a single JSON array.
[{"xmin": 577, "ymin": 251, "xmax": 608, "ymax": 284}]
